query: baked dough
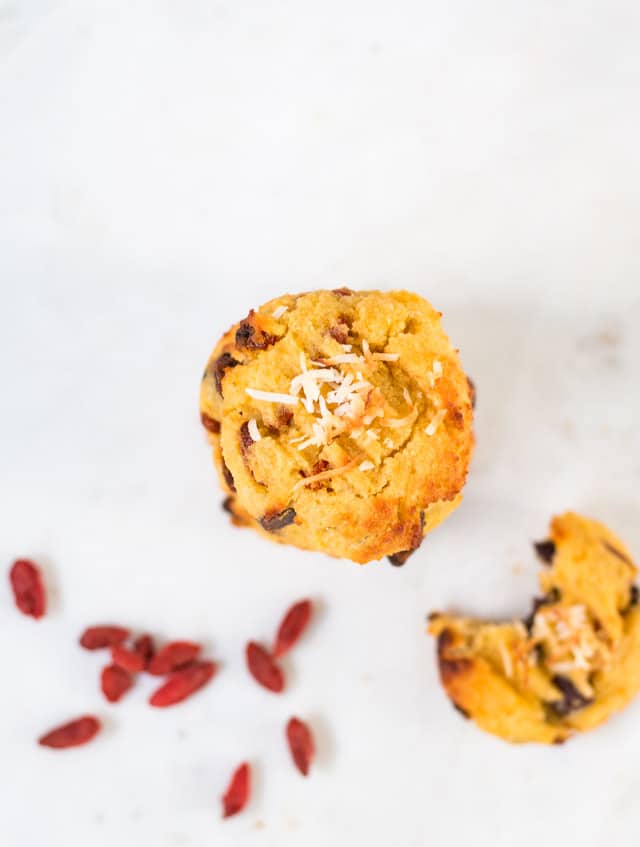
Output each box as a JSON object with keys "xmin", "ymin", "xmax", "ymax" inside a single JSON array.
[
  {"xmin": 429, "ymin": 513, "xmax": 640, "ymax": 743},
  {"xmin": 200, "ymin": 289, "xmax": 474, "ymax": 564}
]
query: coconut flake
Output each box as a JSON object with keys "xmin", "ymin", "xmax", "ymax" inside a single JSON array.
[
  {"xmin": 359, "ymin": 460, "xmax": 375, "ymax": 471},
  {"xmin": 322, "ymin": 353, "xmax": 365, "ymax": 365},
  {"xmin": 499, "ymin": 642, "xmax": 513, "ymax": 678},
  {"xmin": 293, "ymin": 458, "xmax": 358, "ymax": 491},
  {"xmin": 272, "ymin": 305, "xmax": 288, "ymax": 319},
  {"xmin": 246, "ymin": 388, "xmax": 299, "ymax": 405},
  {"xmin": 425, "ymin": 408, "xmax": 447, "ymax": 436},
  {"xmin": 380, "ymin": 407, "xmax": 419, "ymax": 429},
  {"xmin": 248, "ymin": 418, "xmax": 261, "ymax": 442},
  {"xmin": 372, "ymin": 352, "xmax": 400, "ymax": 362}
]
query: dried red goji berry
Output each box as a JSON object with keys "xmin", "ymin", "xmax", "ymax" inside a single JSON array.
[
  {"xmin": 38, "ymin": 716, "xmax": 101, "ymax": 749},
  {"xmin": 286, "ymin": 717, "xmax": 315, "ymax": 776},
  {"xmin": 273, "ymin": 599, "xmax": 312, "ymax": 659},
  {"xmin": 133, "ymin": 633, "xmax": 155, "ymax": 667},
  {"xmin": 101, "ymin": 664, "xmax": 133, "ymax": 703},
  {"xmin": 147, "ymin": 641, "xmax": 201, "ymax": 676},
  {"xmin": 79, "ymin": 625, "xmax": 130, "ymax": 650},
  {"xmin": 111, "ymin": 644, "xmax": 145, "ymax": 673},
  {"xmin": 245, "ymin": 642, "xmax": 284, "ymax": 693},
  {"xmin": 9, "ymin": 559, "xmax": 46, "ymax": 619},
  {"xmin": 222, "ymin": 762, "xmax": 251, "ymax": 818},
  {"xmin": 149, "ymin": 660, "xmax": 217, "ymax": 707}
]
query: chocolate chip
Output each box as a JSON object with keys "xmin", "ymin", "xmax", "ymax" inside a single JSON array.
[
  {"xmin": 332, "ymin": 287, "xmax": 353, "ymax": 296},
  {"xmin": 200, "ymin": 412, "xmax": 221, "ymax": 434},
  {"xmin": 388, "ymin": 511, "xmax": 425, "ymax": 567},
  {"xmin": 452, "ymin": 702, "xmax": 470, "ymax": 719},
  {"xmin": 235, "ymin": 311, "xmax": 278, "ymax": 350},
  {"xmin": 624, "ymin": 584, "xmax": 639, "ymax": 614},
  {"xmin": 467, "ymin": 377, "xmax": 476, "ymax": 409},
  {"xmin": 549, "ymin": 675, "xmax": 594, "ymax": 717},
  {"xmin": 329, "ymin": 323, "xmax": 350, "ymax": 344},
  {"xmin": 388, "ymin": 550, "xmax": 413, "ymax": 566},
  {"xmin": 534, "ymin": 539, "xmax": 556, "ymax": 564},
  {"xmin": 277, "ymin": 407, "xmax": 294, "ymax": 428},
  {"xmin": 437, "ymin": 629, "xmax": 454, "ymax": 652},
  {"xmin": 213, "ymin": 352, "xmax": 240, "ymax": 395},
  {"xmin": 221, "ymin": 461, "xmax": 236, "ymax": 492},
  {"xmin": 302, "ymin": 460, "xmax": 331, "ymax": 491},
  {"xmin": 260, "ymin": 507, "xmax": 296, "ymax": 532},
  {"xmin": 239, "ymin": 421, "xmax": 254, "ymax": 450},
  {"xmin": 602, "ymin": 540, "xmax": 632, "ymax": 565}
]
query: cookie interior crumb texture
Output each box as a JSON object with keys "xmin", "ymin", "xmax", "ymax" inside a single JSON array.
[
  {"xmin": 200, "ymin": 289, "xmax": 474, "ymax": 564},
  {"xmin": 429, "ymin": 512, "xmax": 640, "ymax": 744}
]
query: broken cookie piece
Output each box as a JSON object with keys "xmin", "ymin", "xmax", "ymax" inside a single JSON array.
[
  {"xmin": 200, "ymin": 289, "xmax": 474, "ymax": 563},
  {"xmin": 428, "ymin": 512, "xmax": 640, "ymax": 744}
]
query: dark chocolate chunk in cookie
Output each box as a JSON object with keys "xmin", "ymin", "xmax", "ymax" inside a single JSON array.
[
  {"xmin": 214, "ymin": 352, "xmax": 240, "ymax": 395},
  {"xmin": 260, "ymin": 507, "xmax": 296, "ymax": 532},
  {"xmin": 549, "ymin": 675, "xmax": 594, "ymax": 717},
  {"xmin": 534, "ymin": 539, "xmax": 556, "ymax": 564}
]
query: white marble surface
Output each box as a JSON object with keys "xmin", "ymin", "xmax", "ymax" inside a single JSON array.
[{"xmin": 1, "ymin": 2, "xmax": 640, "ymax": 845}]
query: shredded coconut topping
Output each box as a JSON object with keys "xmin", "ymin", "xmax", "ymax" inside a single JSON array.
[
  {"xmin": 292, "ymin": 458, "xmax": 358, "ymax": 491},
  {"xmin": 272, "ymin": 305, "xmax": 288, "ymax": 319},
  {"xmin": 248, "ymin": 418, "xmax": 261, "ymax": 442},
  {"xmin": 531, "ymin": 603, "xmax": 610, "ymax": 680},
  {"xmin": 359, "ymin": 460, "xmax": 375, "ymax": 472},
  {"xmin": 247, "ymin": 339, "xmax": 445, "ymax": 455},
  {"xmin": 425, "ymin": 408, "xmax": 447, "ymax": 436},
  {"xmin": 245, "ymin": 388, "xmax": 299, "ymax": 405}
]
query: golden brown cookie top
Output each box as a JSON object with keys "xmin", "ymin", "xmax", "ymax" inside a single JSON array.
[
  {"xmin": 200, "ymin": 289, "xmax": 474, "ymax": 563},
  {"xmin": 429, "ymin": 512, "xmax": 639, "ymax": 744}
]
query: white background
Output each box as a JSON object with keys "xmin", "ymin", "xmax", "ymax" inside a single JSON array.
[{"xmin": 1, "ymin": 1, "xmax": 640, "ymax": 845}]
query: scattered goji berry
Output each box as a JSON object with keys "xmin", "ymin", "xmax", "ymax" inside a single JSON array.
[
  {"xmin": 222, "ymin": 762, "xmax": 251, "ymax": 818},
  {"xmin": 38, "ymin": 716, "xmax": 101, "ymax": 749},
  {"xmin": 101, "ymin": 664, "xmax": 133, "ymax": 703},
  {"xmin": 79, "ymin": 626, "xmax": 130, "ymax": 650},
  {"xmin": 245, "ymin": 642, "xmax": 284, "ymax": 693},
  {"xmin": 111, "ymin": 644, "xmax": 145, "ymax": 673},
  {"xmin": 147, "ymin": 641, "xmax": 201, "ymax": 676},
  {"xmin": 9, "ymin": 559, "xmax": 46, "ymax": 619},
  {"xmin": 273, "ymin": 599, "xmax": 312, "ymax": 659},
  {"xmin": 133, "ymin": 633, "xmax": 155, "ymax": 667},
  {"xmin": 286, "ymin": 717, "xmax": 315, "ymax": 776},
  {"xmin": 149, "ymin": 661, "xmax": 217, "ymax": 707}
]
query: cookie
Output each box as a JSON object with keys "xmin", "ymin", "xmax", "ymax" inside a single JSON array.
[
  {"xmin": 428, "ymin": 512, "xmax": 640, "ymax": 744},
  {"xmin": 200, "ymin": 289, "xmax": 474, "ymax": 564}
]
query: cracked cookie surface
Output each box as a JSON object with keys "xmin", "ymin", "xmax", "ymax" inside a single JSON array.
[
  {"xmin": 429, "ymin": 512, "xmax": 640, "ymax": 743},
  {"xmin": 200, "ymin": 289, "xmax": 474, "ymax": 563}
]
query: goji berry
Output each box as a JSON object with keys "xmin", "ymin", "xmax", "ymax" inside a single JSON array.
[
  {"xmin": 273, "ymin": 599, "xmax": 312, "ymax": 659},
  {"xmin": 245, "ymin": 642, "xmax": 284, "ymax": 693},
  {"xmin": 149, "ymin": 661, "xmax": 217, "ymax": 707},
  {"xmin": 79, "ymin": 625, "xmax": 130, "ymax": 650},
  {"xmin": 222, "ymin": 762, "xmax": 251, "ymax": 818},
  {"xmin": 111, "ymin": 644, "xmax": 145, "ymax": 673},
  {"xmin": 38, "ymin": 716, "xmax": 101, "ymax": 749},
  {"xmin": 147, "ymin": 641, "xmax": 201, "ymax": 676},
  {"xmin": 133, "ymin": 633, "xmax": 155, "ymax": 667},
  {"xmin": 286, "ymin": 717, "xmax": 315, "ymax": 776},
  {"xmin": 9, "ymin": 559, "xmax": 46, "ymax": 619},
  {"xmin": 101, "ymin": 664, "xmax": 133, "ymax": 703}
]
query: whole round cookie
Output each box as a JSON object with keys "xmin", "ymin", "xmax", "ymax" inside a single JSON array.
[
  {"xmin": 200, "ymin": 289, "xmax": 474, "ymax": 564},
  {"xmin": 429, "ymin": 513, "xmax": 640, "ymax": 744}
]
